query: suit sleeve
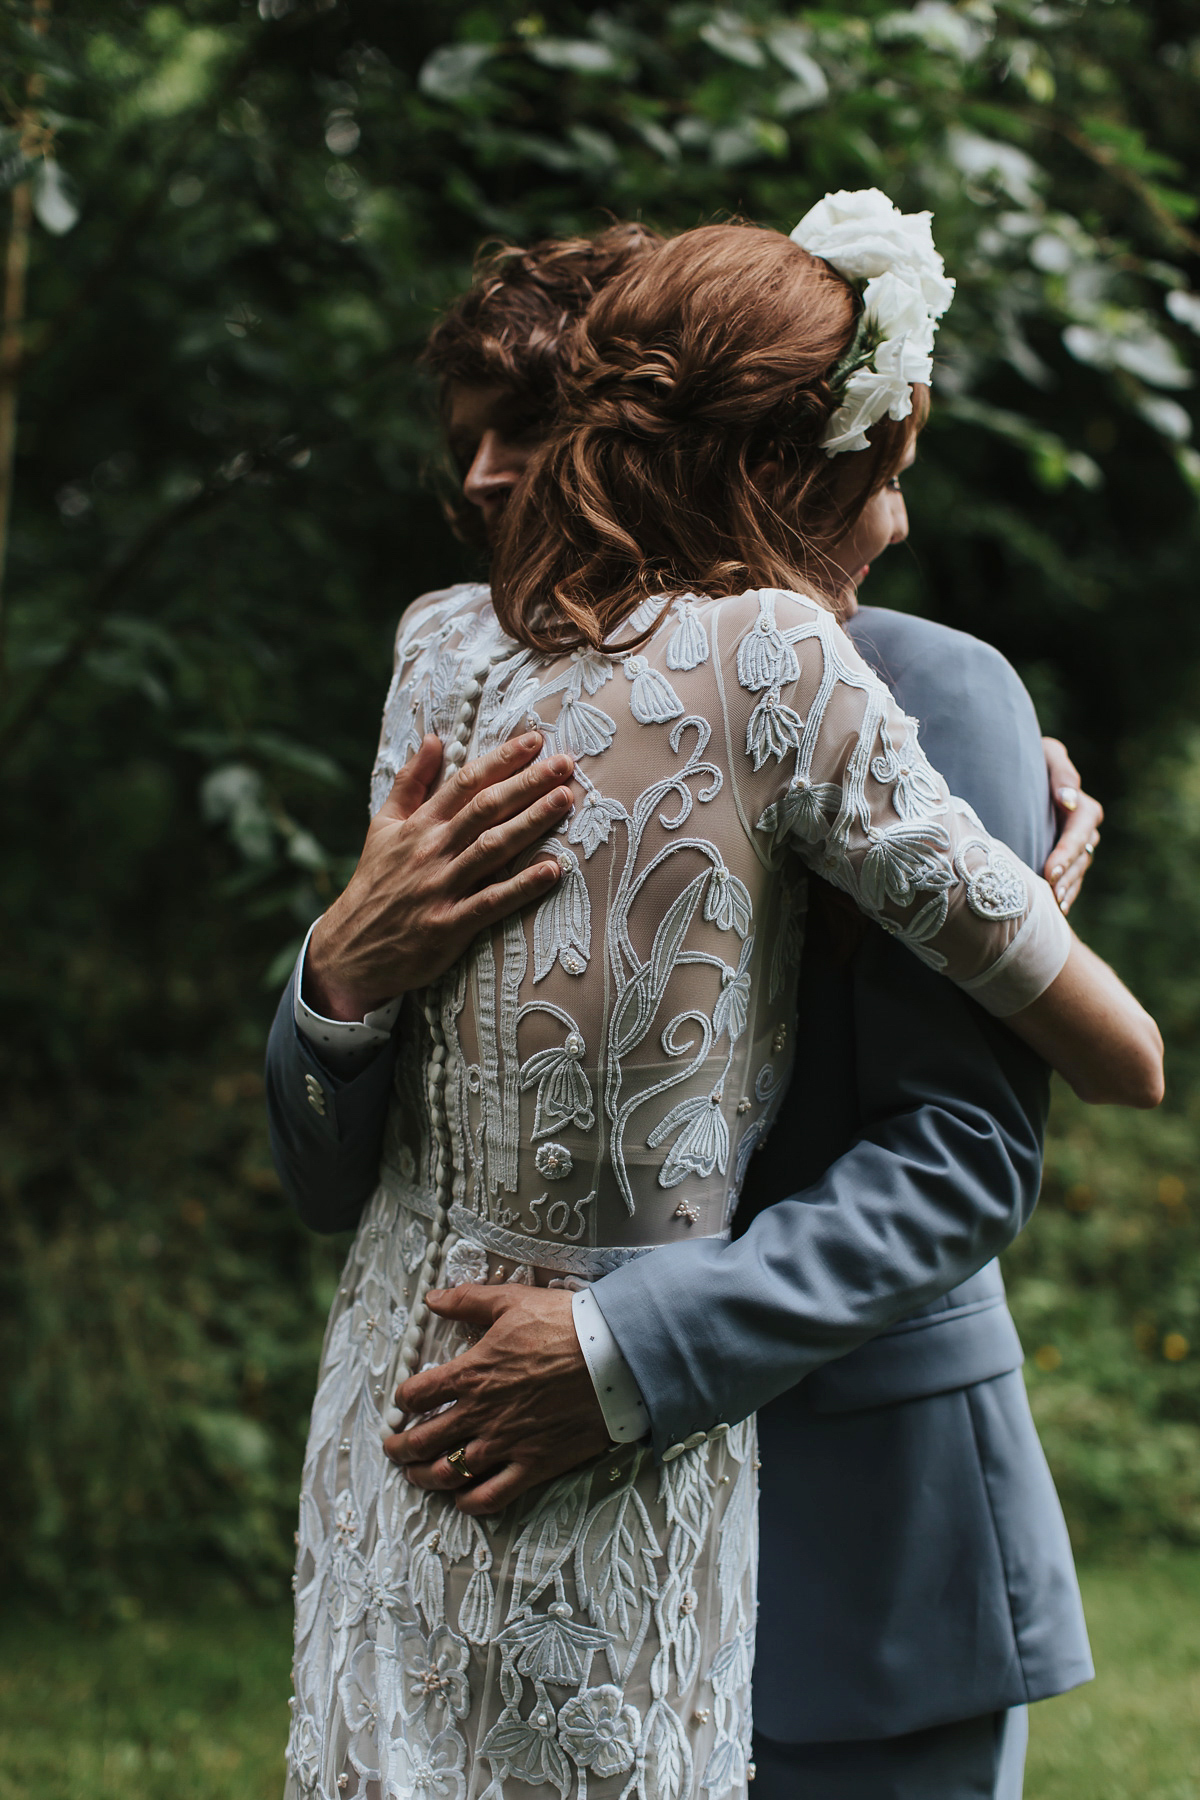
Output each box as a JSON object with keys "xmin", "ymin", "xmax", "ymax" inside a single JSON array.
[
  {"xmin": 264, "ymin": 952, "xmax": 397, "ymax": 1234},
  {"xmin": 591, "ymin": 628, "xmax": 1055, "ymax": 1457}
]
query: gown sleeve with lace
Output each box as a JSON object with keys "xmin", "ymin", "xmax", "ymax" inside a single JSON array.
[{"xmin": 285, "ymin": 582, "xmax": 1069, "ymax": 1800}]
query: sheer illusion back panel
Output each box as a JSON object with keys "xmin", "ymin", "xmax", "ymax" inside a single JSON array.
[{"xmin": 284, "ymin": 581, "xmax": 1069, "ymax": 1800}]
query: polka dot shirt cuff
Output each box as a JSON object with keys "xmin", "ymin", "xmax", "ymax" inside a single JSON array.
[
  {"xmin": 572, "ymin": 1286, "xmax": 650, "ymax": 1445},
  {"xmin": 293, "ymin": 922, "xmax": 402, "ymax": 1080}
]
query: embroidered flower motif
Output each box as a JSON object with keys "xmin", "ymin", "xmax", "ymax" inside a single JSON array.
[
  {"xmin": 736, "ymin": 596, "xmax": 800, "ymax": 692},
  {"xmin": 958, "ymin": 843, "xmax": 1027, "ymax": 920},
  {"xmin": 401, "ymin": 1217, "xmax": 427, "ymax": 1273},
  {"xmin": 329, "ymin": 1546, "xmax": 369, "ymax": 1632},
  {"xmin": 333, "ymin": 1489, "xmax": 361, "ymax": 1551},
  {"xmin": 352, "ymin": 1272, "xmax": 393, "ymax": 1374},
  {"xmin": 286, "ymin": 1701, "xmax": 321, "ymax": 1795},
  {"xmin": 337, "ymin": 1639, "xmax": 386, "ymax": 1780},
  {"xmin": 569, "ymin": 647, "xmax": 613, "ymax": 695},
  {"xmin": 665, "ymin": 599, "xmax": 709, "ymax": 671},
  {"xmin": 443, "ymin": 1239, "xmax": 489, "ymax": 1288},
  {"xmin": 520, "ymin": 1029, "xmax": 595, "ymax": 1139},
  {"xmin": 872, "ymin": 725, "xmax": 942, "ymax": 820},
  {"xmin": 704, "ymin": 864, "xmax": 752, "ymax": 935},
  {"xmin": 559, "ymin": 1686, "xmax": 641, "ymax": 1778},
  {"xmin": 649, "ymin": 1089, "xmax": 730, "ymax": 1188},
  {"xmin": 480, "ymin": 1686, "xmax": 569, "ymax": 1794},
  {"xmin": 567, "ymin": 787, "xmax": 628, "ymax": 859},
  {"xmin": 713, "ymin": 935, "xmax": 754, "ymax": 1044},
  {"xmin": 745, "ymin": 687, "xmax": 805, "ymax": 771},
  {"xmin": 384, "ymin": 1727, "xmax": 468, "ymax": 1800},
  {"xmin": 398, "ymin": 1625, "xmax": 471, "ymax": 1733},
  {"xmin": 532, "ymin": 846, "xmax": 591, "ymax": 980},
  {"xmin": 860, "ymin": 821, "xmax": 954, "ymax": 910},
  {"xmin": 496, "ymin": 1603, "xmax": 612, "ymax": 1687},
  {"xmin": 760, "ymin": 776, "xmax": 844, "ymax": 846},
  {"xmin": 534, "ymin": 1142, "xmax": 574, "ymax": 1180},
  {"xmin": 364, "ymin": 1540, "xmax": 412, "ymax": 1633},
  {"xmin": 624, "ymin": 654, "xmax": 684, "ymax": 724},
  {"xmin": 554, "ymin": 695, "xmax": 616, "ymax": 758}
]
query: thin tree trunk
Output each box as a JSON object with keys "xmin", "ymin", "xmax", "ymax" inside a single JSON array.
[{"xmin": 0, "ymin": 0, "xmax": 52, "ymax": 695}]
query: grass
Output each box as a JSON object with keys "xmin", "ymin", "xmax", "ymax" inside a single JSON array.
[{"xmin": 0, "ymin": 1555, "xmax": 1198, "ymax": 1799}]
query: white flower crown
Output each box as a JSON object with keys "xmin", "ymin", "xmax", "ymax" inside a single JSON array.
[{"xmin": 790, "ymin": 188, "xmax": 955, "ymax": 457}]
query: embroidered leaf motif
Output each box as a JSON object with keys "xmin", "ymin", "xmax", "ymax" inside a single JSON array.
[
  {"xmin": 745, "ymin": 687, "xmax": 805, "ymax": 770},
  {"xmin": 509, "ymin": 1471, "xmax": 592, "ymax": 1615},
  {"xmin": 713, "ymin": 935, "xmax": 754, "ymax": 1044},
  {"xmin": 481, "ymin": 1690, "xmax": 571, "ymax": 1797},
  {"xmin": 638, "ymin": 1700, "xmax": 692, "ymax": 1800},
  {"xmin": 575, "ymin": 1476, "xmax": 663, "ymax": 1685},
  {"xmin": 459, "ymin": 1564, "xmax": 496, "ymax": 1645},
  {"xmin": 736, "ymin": 594, "xmax": 800, "ymax": 691},
  {"xmin": 665, "ymin": 601, "xmax": 709, "ymax": 671},
  {"xmin": 568, "ymin": 788, "xmax": 628, "ymax": 858},
  {"xmin": 624, "ymin": 654, "xmax": 685, "ymax": 724},
  {"xmin": 860, "ymin": 822, "xmax": 954, "ymax": 910},
  {"xmin": 649, "ymin": 872, "xmax": 710, "ymax": 1002},
  {"xmin": 411, "ymin": 1528, "xmax": 446, "ymax": 1630},
  {"xmin": 569, "ymin": 648, "xmax": 614, "ymax": 695},
  {"xmin": 496, "ymin": 1604, "xmax": 612, "ymax": 1687},
  {"xmin": 554, "ymin": 695, "xmax": 616, "ymax": 758},
  {"xmin": 520, "ymin": 1029, "xmax": 595, "ymax": 1138},
  {"xmin": 649, "ymin": 1090, "xmax": 730, "ymax": 1187},
  {"xmin": 716, "ymin": 1456, "xmax": 756, "ymax": 1636},
  {"xmin": 533, "ymin": 847, "xmax": 592, "ymax": 980},
  {"xmin": 704, "ymin": 864, "xmax": 752, "ymax": 935}
]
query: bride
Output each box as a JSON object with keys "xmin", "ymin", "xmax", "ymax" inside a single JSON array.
[{"xmin": 286, "ymin": 195, "xmax": 1160, "ymax": 1800}]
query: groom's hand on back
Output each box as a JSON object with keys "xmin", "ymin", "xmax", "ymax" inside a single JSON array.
[
  {"xmin": 382, "ymin": 1284, "xmax": 612, "ymax": 1514},
  {"xmin": 305, "ymin": 732, "xmax": 576, "ymax": 1018}
]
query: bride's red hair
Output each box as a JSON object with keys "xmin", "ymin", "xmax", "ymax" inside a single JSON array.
[{"xmin": 491, "ymin": 222, "xmax": 926, "ymax": 653}]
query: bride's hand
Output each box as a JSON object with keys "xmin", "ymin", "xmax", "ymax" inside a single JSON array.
[
  {"xmin": 1042, "ymin": 736, "xmax": 1103, "ymax": 915},
  {"xmin": 304, "ymin": 732, "xmax": 575, "ymax": 1019},
  {"xmin": 383, "ymin": 1284, "xmax": 611, "ymax": 1514}
]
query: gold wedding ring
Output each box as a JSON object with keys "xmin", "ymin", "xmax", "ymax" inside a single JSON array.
[{"xmin": 446, "ymin": 1445, "xmax": 474, "ymax": 1480}]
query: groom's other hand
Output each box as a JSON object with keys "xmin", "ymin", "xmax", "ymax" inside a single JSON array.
[
  {"xmin": 1042, "ymin": 735, "xmax": 1104, "ymax": 916},
  {"xmin": 305, "ymin": 732, "xmax": 575, "ymax": 1018},
  {"xmin": 382, "ymin": 1285, "xmax": 610, "ymax": 1515}
]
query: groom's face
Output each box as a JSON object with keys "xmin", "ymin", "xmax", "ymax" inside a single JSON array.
[{"xmin": 447, "ymin": 382, "xmax": 546, "ymax": 544}]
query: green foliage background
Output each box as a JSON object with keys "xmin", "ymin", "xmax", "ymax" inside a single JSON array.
[{"xmin": 3, "ymin": 0, "xmax": 1200, "ymax": 1606}]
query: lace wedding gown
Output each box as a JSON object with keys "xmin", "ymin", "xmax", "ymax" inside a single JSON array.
[{"xmin": 286, "ymin": 583, "xmax": 1068, "ymax": 1800}]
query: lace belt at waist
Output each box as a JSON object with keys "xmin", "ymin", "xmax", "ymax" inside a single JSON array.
[{"xmin": 377, "ymin": 1168, "xmax": 730, "ymax": 1281}]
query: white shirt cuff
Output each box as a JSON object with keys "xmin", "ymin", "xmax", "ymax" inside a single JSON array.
[
  {"xmin": 572, "ymin": 1287, "xmax": 650, "ymax": 1444},
  {"xmin": 293, "ymin": 921, "xmax": 403, "ymax": 1079}
]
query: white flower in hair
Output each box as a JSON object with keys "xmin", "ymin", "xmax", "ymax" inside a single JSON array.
[
  {"xmin": 792, "ymin": 188, "xmax": 954, "ymax": 313},
  {"xmin": 790, "ymin": 187, "xmax": 955, "ymax": 456}
]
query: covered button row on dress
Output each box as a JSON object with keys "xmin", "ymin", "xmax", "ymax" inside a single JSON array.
[{"xmin": 392, "ymin": 642, "xmax": 507, "ymax": 1387}]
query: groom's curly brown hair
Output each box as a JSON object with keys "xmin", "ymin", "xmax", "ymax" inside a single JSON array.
[{"xmin": 423, "ymin": 223, "xmax": 662, "ymax": 540}]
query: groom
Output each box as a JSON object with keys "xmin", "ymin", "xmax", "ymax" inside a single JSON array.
[{"xmin": 267, "ymin": 230, "xmax": 1099, "ymax": 1799}]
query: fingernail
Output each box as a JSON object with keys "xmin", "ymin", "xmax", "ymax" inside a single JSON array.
[
  {"xmin": 1056, "ymin": 883, "xmax": 1067, "ymax": 903},
  {"xmin": 1057, "ymin": 787, "xmax": 1078, "ymax": 811},
  {"xmin": 521, "ymin": 731, "xmax": 541, "ymax": 749},
  {"xmin": 1049, "ymin": 864, "xmax": 1063, "ymax": 881}
]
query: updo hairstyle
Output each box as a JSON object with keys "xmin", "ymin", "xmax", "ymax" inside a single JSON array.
[{"xmin": 490, "ymin": 222, "xmax": 926, "ymax": 653}]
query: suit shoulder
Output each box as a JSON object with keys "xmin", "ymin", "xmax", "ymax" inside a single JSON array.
[{"xmin": 849, "ymin": 607, "xmax": 1030, "ymax": 708}]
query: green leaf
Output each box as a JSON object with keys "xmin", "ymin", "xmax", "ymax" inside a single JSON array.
[{"xmin": 418, "ymin": 42, "xmax": 494, "ymax": 102}]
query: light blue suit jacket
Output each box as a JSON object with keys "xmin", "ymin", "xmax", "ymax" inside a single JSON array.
[{"xmin": 265, "ymin": 606, "xmax": 1092, "ymax": 1744}]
